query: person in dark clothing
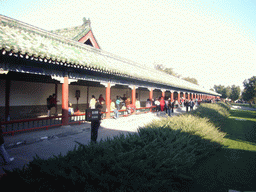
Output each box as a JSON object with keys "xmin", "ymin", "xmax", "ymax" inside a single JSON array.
[
  {"xmin": 184, "ymin": 99, "xmax": 189, "ymax": 112},
  {"xmin": 90, "ymin": 104, "xmax": 103, "ymax": 143},
  {"xmin": 171, "ymin": 99, "xmax": 175, "ymax": 113},
  {"xmin": 0, "ymin": 125, "xmax": 14, "ymax": 164},
  {"xmin": 167, "ymin": 98, "xmax": 172, "ymax": 116},
  {"xmin": 190, "ymin": 99, "xmax": 195, "ymax": 111},
  {"xmin": 47, "ymin": 95, "xmax": 53, "ymax": 117}
]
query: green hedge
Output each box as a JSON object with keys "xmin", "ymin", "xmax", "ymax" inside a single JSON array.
[
  {"xmin": 190, "ymin": 103, "xmax": 230, "ymax": 127},
  {"xmin": 217, "ymin": 101, "xmax": 231, "ymax": 111},
  {"xmin": 1, "ymin": 103, "xmax": 229, "ymax": 191}
]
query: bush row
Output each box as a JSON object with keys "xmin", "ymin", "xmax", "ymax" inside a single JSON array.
[
  {"xmin": 190, "ymin": 102, "xmax": 230, "ymax": 127},
  {"xmin": 1, "ymin": 103, "xmax": 229, "ymax": 191}
]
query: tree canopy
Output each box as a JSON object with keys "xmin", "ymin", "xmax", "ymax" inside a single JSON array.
[
  {"xmin": 213, "ymin": 85, "xmax": 231, "ymax": 99},
  {"xmin": 229, "ymin": 85, "xmax": 241, "ymax": 102},
  {"xmin": 242, "ymin": 76, "xmax": 256, "ymax": 104}
]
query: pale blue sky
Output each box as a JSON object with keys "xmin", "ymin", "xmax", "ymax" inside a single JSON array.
[{"xmin": 1, "ymin": 0, "xmax": 256, "ymax": 91}]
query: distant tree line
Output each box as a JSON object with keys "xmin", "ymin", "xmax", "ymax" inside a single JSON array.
[
  {"xmin": 213, "ymin": 76, "xmax": 256, "ymax": 104},
  {"xmin": 213, "ymin": 85, "xmax": 240, "ymax": 101}
]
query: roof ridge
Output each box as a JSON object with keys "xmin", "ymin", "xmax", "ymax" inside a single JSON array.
[{"xmin": 50, "ymin": 24, "xmax": 85, "ymax": 32}]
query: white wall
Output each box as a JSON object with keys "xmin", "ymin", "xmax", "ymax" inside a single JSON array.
[
  {"xmin": 153, "ymin": 90, "xmax": 162, "ymax": 99},
  {"xmin": 2, "ymin": 80, "xmax": 160, "ymax": 106},
  {"xmin": 10, "ymin": 81, "xmax": 55, "ymax": 106},
  {"xmin": 110, "ymin": 87, "xmax": 131, "ymax": 101},
  {"xmin": 138, "ymin": 90, "xmax": 149, "ymax": 101},
  {"xmin": 68, "ymin": 84, "xmax": 88, "ymax": 105}
]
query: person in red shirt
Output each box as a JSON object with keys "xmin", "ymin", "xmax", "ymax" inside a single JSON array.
[
  {"xmin": 98, "ymin": 94, "xmax": 105, "ymax": 105},
  {"xmin": 160, "ymin": 96, "xmax": 165, "ymax": 112}
]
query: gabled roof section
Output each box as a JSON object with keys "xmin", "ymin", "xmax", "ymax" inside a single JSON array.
[
  {"xmin": 0, "ymin": 14, "xmax": 220, "ymax": 96},
  {"xmin": 50, "ymin": 17, "xmax": 100, "ymax": 49}
]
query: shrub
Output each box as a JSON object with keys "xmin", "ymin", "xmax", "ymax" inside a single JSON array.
[
  {"xmin": 0, "ymin": 103, "xmax": 229, "ymax": 191},
  {"xmin": 190, "ymin": 103, "xmax": 229, "ymax": 127},
  {"xmin": 217, "ymin": 101, "xmax": 231, "ymax": 111}
]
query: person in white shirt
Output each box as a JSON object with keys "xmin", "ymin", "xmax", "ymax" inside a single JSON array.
[{"xmin": 89, "ymin": 95, "xmax": 96, "ymax": 109}]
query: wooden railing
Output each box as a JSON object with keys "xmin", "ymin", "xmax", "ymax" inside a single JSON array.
[{"xmin": 1, "ymin": 106, "xmax": 157, "ymax": 136}]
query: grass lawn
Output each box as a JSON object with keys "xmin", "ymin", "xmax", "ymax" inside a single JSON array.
[{"xmin": 183, "ymin": 109, "xmax": 256, "ymax": 192}]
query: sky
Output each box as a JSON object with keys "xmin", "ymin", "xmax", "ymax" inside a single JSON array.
[{"xmin": 1, "ymin": 0, "xmax": 256, "ymax": 91}]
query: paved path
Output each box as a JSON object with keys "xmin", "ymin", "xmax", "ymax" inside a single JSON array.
[
  {"xmin": 0, "ymin": 107, "xmax": 190, "ymax": 175},
  {"xmin": 231, "ymin": 105, "xmax": 256, "ymax": 111}
]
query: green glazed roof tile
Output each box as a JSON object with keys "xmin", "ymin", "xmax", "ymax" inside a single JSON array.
[{"xmin": 0, "ymin": 14, "xmax": 220, "ymax": 95}]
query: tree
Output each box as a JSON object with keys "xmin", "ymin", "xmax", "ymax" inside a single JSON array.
[
  {"xmin": 182, "ymin": 77, "xmax": 199, "ymax": 85},
  {"xmin": 214, "ymin": 85, "xmax": 225, "ymax": 98},
  {"xmin": 229, "ymin": 85, "xmax": 241, "ymax": 102},
  {"xmin": 242, "ymin": 76, "xmax": 256, "ymax": 104},
  {"xmin": 213, "ymin": 85, "xmax": 231, "ymax": 99},
  {"xmin": 223, "ymin": 86, "xmax": 231, "ymax": 99}
]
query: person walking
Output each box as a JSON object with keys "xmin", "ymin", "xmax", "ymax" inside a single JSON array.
[
  {"xmin": 190, "ymin": 99, "xmax": 195, "ymax": 111},
  {"xmin": 171, "ymin": 99, "xmax": 175, "ymax": 113},
  {"xmin": 155, "ymin": 98, "xmax": 160, "ymax": 115},
  {"xmin": 0, "ymin": 125, "xmax": 14, "ymax": 164},
  {"xmin": 167, "ymin": 98, "xmax": 171, "ymax": 116},
  {"xmin": 165, "ymin": 97, "xmax": 169, "ymax": 114},
  {"xmin": 181, "ymin": 97, "xmax": 184, "ymax": 107},
  {"xmin": 90, "ymin": 104, "xmax": 103, "ymax": 143},
  {"xmin": 47, "ymin": 95, "xmax": 53, "ymax": 117},
  {"xmin": 160, "ymin": 97, "xmax": 165, "ymax": 112},
  {"xmin": 185, "ymin": 99, "xmax": 189, "ymax": 112}
]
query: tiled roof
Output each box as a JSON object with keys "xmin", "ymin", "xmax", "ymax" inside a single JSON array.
[
  {"xmin": 0, "ymin": 15, "xmax": 220, "ymax": 96},
  {"xmin": 50, "ymin": 18, "xmax": 91, "ymax": 41}
]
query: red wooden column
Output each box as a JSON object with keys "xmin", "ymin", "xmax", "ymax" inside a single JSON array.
[
  {"xmin": 170, "ymin": 90, "xmax": 174, "ymax": 102},
  {"xmin": 161, "ymin": 89, "xmax": 165, "ymax": 98},
  {"xmin": 149, "ymin": 88, "xmax": 153, "ymax": 112},
  {"xmin": 187, "ymin": 92, "xmax": 190, "ymax": 100},
  {"xmin": 177, "ymin": 91, "xmax": 180, "ymax": 104},
  {"xmin": 132, "ymin": 86, "xmax": 136, "ymax": 113},
  {"xmin": 106, "ymin": 82, "xmax": 111, "ymax": 118},
  {"xmin": 191, "ymin": 93, "xmax": 193, "ymax": 100},
  {"xmin": 62, "ymin": 77, "xmax": 69, "ymax": 125}
]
